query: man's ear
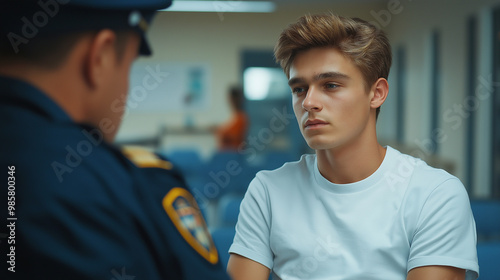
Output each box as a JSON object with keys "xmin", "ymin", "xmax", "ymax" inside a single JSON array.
[
  {"xmin": 370, "ymin": 78, "xmax": 389, "ymax": 109},
  {"xmin": 83, "ymin": 29, "xmax": 117, "ymax": 90}
]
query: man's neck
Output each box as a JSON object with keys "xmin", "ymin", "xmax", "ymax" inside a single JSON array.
[{"xmin": 316, "ymin": 136, "xmax": 386, "ymax": 185}]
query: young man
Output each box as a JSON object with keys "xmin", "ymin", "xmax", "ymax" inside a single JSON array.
[
  {"xmin": 0, "ymin": 1, "xmax": 229, "ymax": 279},
  {"xmin": 228, "ymin": 14, "xmax": 479, "ymax": 280}
]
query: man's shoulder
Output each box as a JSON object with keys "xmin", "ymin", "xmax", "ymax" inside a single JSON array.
[
  {"xmin": 390, "ymin": 147, "xmax": 464, "ymax": 194},
  {"xmin": 405, "ymin": 155, "xmax": 457, "ymax": 184},
  {"xmin": 251, "ymin": 154, "xmax": 315, "ymax": 192},
  {"xmin": 256, "ymin": 153, "xmax": 314, "ymax": 177}
]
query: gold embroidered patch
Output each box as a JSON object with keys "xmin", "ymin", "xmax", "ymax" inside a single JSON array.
[
  {"xmin": 122, "ymin": 146, "xmax": 172, "ymax": 170},
  {"xmin": 162, "ymin": 187, "xmax": 219, "ymax": 264}
]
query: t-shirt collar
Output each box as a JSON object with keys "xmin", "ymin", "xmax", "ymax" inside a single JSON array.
[{"xmin": 313, "ymin": 146, "xmax": 396, "ymax": 194}]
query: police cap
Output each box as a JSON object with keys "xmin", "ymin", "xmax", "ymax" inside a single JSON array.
[{"xmin": 0, "ymin": 0, "xmax": 172, "ymax": 55}]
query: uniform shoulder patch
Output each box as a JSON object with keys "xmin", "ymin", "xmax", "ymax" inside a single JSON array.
[
  {"xmin": 122, "ymin": 146, "xmax": 172, "ymax": 170},
  {"xmin": 162, "ymin": 187, "xmax": 219, "ymax": 264}
]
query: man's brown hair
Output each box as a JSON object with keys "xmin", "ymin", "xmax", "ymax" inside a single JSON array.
[{"xmin": 274, "ymin": 13, "xmax": 392, "ymax": 117}]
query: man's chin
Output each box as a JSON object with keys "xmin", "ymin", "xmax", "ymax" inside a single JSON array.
[
  {"xmin": 306, "ymin": 140, "xmax": 332, "ymax": 151},
  {"xmin": 306, "ymin": 137, "xmax": 347, "ymax": 151}
]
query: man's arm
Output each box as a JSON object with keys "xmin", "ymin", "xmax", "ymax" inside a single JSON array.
[
  {"xmin": 227, "ymin": 253, "xmax": 270, "ymax": 280},
  {"xmin": 407, "ymin": 266, "xmax": 466, "ymax": 280}
]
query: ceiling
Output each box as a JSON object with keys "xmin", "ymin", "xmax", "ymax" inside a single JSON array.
[{"xmin": 173, "ymin": 0, "xmax": 381, "ymax": 4}]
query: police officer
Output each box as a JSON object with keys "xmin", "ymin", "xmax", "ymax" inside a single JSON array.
[{"xmin": 0, "ymin": 1, "xmax": 230, "ymax": 279}]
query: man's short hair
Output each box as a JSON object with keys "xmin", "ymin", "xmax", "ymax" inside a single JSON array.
[{"xmin": 274, "ymin": 13, "xmax": 392, "ymax": 117}]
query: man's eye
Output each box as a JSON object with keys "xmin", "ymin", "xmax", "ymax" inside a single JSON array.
[
  {"xmin": 292, "ymin": 87, "xmax": 305, "ymax": 94},
  {"xmin": 326, "ymin": 83, "xmax": 339, "ymax": 89}
]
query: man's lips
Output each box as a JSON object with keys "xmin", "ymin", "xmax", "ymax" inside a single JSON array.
[{"xmin": 304, "ymin": 119, "xmax": 328, "ymax": 129}]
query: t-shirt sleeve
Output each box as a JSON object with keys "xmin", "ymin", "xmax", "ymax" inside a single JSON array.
[
  {"xmin": 407, "ymin": 177, "xmax": 479, "ymax": 279},
  {"xmin": 229, "ymin": 175, "xmax": 274, "ymax": 269}
]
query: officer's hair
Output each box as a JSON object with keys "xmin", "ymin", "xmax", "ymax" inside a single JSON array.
[
  {"xmin": 0, "ymin": 30, "xmax": 132, "ymax": 70},
  {"xmin": 274, "ymin": 13, "xmax": 392, "ymax": 119}
]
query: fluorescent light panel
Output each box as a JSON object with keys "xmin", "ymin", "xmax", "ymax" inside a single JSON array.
[{"xmin": 161, "ymin": 1, "xmax": 276, "ymax": 13}]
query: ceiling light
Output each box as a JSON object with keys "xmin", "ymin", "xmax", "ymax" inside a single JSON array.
[{"xmin": 160, "ymin": 1, "xmax": 276, "ymax": 13}]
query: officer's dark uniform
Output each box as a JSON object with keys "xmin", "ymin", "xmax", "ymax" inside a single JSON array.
[{"xmin": 0, "ymin": 1, "xmax": 230, "ymax": 279}]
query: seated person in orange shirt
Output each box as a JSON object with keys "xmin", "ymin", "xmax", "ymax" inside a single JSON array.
[{"xmin": 215, "ymin": 86, "xmax": 248, "ymax": 150}]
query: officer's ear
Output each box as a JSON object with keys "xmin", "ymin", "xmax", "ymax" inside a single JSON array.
[{"xmin": 83, "ymin": 29, "xmax": 118, "ymax": 89}]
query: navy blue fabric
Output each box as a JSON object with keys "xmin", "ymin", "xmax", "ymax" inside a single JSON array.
[{"xmin": 0, "ymin": 75, "xmax": 230, "ymax": 280}]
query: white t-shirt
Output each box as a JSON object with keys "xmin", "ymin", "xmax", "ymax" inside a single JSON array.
[{"xmin": 229, "ymin": 146, "xmax": 479, "ymax": 280}]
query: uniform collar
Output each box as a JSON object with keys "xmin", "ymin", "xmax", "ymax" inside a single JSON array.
[{"xmin": 0, "ymin": 75, "xmax": 74, "ymax": 124}]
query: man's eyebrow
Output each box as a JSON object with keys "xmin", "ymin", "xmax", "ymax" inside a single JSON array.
[
  {"xmin": 316, "ymin": 71, "xmax": 350, "ymax": 81},
  {"xmin": 288, "ymin": 77, "xmax": 305, "ymax": 86},
  {"xmin": 288, "ymin": 71, "xmax": 350, "ymax": 86}
]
